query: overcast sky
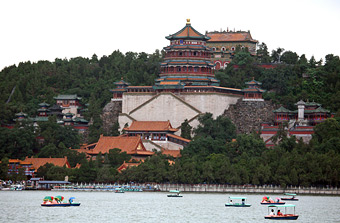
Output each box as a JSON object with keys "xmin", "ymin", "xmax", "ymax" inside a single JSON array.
[{"xmin": 1, "ymin": 0, "xmax": 339, "ymax": 71}]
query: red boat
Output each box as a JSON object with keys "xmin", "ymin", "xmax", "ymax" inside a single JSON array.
[
  {"xmin": 265, "ymin": 204, "xmax": 299, "ymax": 220},
  {"xmin": 261, "ymin": 196, "xmax": 285, "ymax": 205}
]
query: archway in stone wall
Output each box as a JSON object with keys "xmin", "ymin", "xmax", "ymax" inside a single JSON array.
[{"xmin": 215, "ymin": 61, "xmax": 221, "ymax": 70}]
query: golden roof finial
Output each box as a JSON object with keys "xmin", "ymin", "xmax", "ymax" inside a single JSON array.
[{"xmin": 186, "ymin": 19, "xmax": 191, "ymax": 25}]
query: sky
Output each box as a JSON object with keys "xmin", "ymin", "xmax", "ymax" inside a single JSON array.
[{"xmin": 1, "ymin": 0, "xmax": 339, "ymax": 71}]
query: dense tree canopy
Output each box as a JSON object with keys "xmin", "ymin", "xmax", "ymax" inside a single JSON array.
[{"xmin": 1, "ymin": 47, "xmax": 340, "ymax": 187}]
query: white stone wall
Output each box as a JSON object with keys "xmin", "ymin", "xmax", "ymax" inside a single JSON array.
[
  {"xmin": 142, "ymin": 140, "xmax": 184, "ymax": 152},
  {"xmin": 119, "ymin": 92, "xmax": 242, "ymax": 133},
  {"xmin": 122, "ymin": 93, "xmax": 154, "ymax": 113},
  {"xmin": 62, "ymin": 107, "xmax": 79, "ymax": 117},
  {"xmin": 179, "ymin": 93, "xmax": 240, "ymax": 119}
]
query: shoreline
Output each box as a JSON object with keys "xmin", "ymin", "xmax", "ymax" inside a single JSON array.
[{"xmin": 36, "ymin": 183, "xmax": 340, "ymax": 196}]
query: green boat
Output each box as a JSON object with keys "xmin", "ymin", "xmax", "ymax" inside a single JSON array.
[
  {"xmin": 281, "ymin": 193, "xmax": 299, "ymax": 201},
  {"xmin": 225, "ymin": 197, "xmax": 251, "ymax": 207},
  {"xmin": 167, "ymin": 190, "xmax": 182, "ymax": 197}
]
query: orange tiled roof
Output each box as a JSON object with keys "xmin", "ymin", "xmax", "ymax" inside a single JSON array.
[
  {"xmin": 124, "ymin": 121, "xmax": 178, "ymax": 132},
  {"xmin": 80, "ymin": 142, "xmax": 97, "ymax": 150},
  {"xmin": 24, "ymin": 156, "xmax": 71, "ymax": 170},
  {"xmin": 176, "ymin": 26, "xmax": 201, "ymax": 37},
  {"xmin": 168, "ymin": 160, "xmax": 175, "ymax": 165},
  {"xmin": 9, "ymin": 159, "xmax": 21, "ymax": 163},
  {"xmin": 86, "ymin": 135, "xmax": 151, "ymax": 155},
  {"xmin": 160, "ymin": 81, "xmax": 181, "ymax": 85},
  {"xmin": 117, "ymin": 161, "xmax": 141, "ymax": 172},
  {"xmin": 207, "ymin": 32, "xmax": 258, "ymax": 43}
]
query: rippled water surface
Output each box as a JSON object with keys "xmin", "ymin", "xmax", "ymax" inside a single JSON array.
[{"xmin": 0, "ymin": 191, "xmax": 339, "ymax": 222}]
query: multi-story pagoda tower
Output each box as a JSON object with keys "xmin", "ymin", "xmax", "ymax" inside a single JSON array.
[
  {"xmin": 155, "ymin": 19, "xmax": 219, "ymax": 89},
  {"xmin": 115, "ymin": 20, "xmax": 243, "ymax": 135}
]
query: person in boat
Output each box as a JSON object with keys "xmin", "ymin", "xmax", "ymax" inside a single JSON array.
[
  {"xmin": 229, "ymin": 200, "xmax": 233, "ymax": 204},
  {"xmin": 242, "ymin": 199, "xmax": 245, "ymax": 205},
  {"xmin": 277, "ymin": 210, "xmax": 283, "ymax": 216},
  {"xmin": 269, "ymin": 209, "xmax": 275, "ymax": 216}
]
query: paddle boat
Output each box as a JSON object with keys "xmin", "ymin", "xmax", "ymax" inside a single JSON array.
[
  {"xmin": 265, "ymin": 204, "xmax": 299, "ymax": 220},
  {"xmin": 41, "ymin": 196, "xmax": 80, "ymax": 207},
  {"xmin": 114, "ymin": 187, "xmax": 125, "ymax": 193},
  {"xmin": 261, "ymin": 196, "xmax": 285, "ymax": 205},
  {"xmin": 225, "ymin": 197, "xmax": 251, "ymax": 207},
  {"xmin": 167, "ymin": 190, "xmax": 182, "ymax": 197},
  {"xmin": 281, "ymin": 193, "xmax": 299, "ymax": 201}
]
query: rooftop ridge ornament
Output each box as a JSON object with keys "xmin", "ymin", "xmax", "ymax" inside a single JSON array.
[{"xmin": 186, "ymin": 19, "xmax": 190, "ymax": 25}]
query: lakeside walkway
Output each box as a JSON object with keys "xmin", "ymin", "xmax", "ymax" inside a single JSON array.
[
  {"xmin": 158, "ymin": 183, "xmax": 340, "ymax": 195},
  {"xmin": 48, "ymin": 182, "xmax": 340, "ymax": 195}
]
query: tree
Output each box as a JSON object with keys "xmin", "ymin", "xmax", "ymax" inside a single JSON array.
[
  {"xmin": 194, "ymin": 113, "xmax": 236, "ymax": 141},
  {"xmin": 232, "ymin": 47, "xmax": 254, "ymax": 66},
  {"xmin": 110, "ymin": 122, "xmax": 120, "ymax": 136},
  {"xmin": 281, "ymin": 51, "xmax": 299, "ymax": 64},
  {"xmin": 311, "ymin": 118, "xmax": 340, "ymax": 153},
  {"xmin": 271, "ymin": 48, "xmax": 285, "ymax": 63},
  {"xmin": 256, "ymin": 42, "xmax": 271, "ymax": 63},
  {"xmin": 180, "ymin": 119, "xmax": 192, "ymax": 140}
]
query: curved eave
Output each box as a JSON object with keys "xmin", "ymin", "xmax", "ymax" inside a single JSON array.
[
  {"xmin": 164, "ymin": 45, "xmax": 209, "ymax": 50},
  {"xmin": 166, "ymin": 35, "xmax": 210, "ymax": 41},
  {"xmin": 166, "ymin": 24, "xmax": 210, "ymax": 41}
]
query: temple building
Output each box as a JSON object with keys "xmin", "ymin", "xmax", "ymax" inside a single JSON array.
[
  {"xmin": 77, "ymin": 135, "xmax": 154, "ymax": 161},
  {"xmin": 54, "ymin": 94, "xmax": 82, "ymax": 116},
  {"xmin": 114, "ymin": 20, "xmax": 244, "ymax": 135},
  {"xmin": 7, "ymin": 157, "xmax": 71, "ymax": 178},
  {"xmin": 242, "ymin": 79, "xmax": 265, "ymax": 101},
  {"xmin": 260, "ymin": 100, "xmax": 332, "ymax": 147},
  {"xmin": 206, "ymin": 30, "xmax": 258, "ymax": 69},
  {"xmin": 157, "ymin": 19, "xmax": 218, "ymax": 88},
  {"xmin": 123, "ymin": 120, "xmax": 190, "ymax": 151}
]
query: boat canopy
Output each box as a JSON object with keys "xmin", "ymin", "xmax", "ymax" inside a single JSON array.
[
  {"xmin": 268, "ymin": 204, "xmax": 296, "ymax": 208},
  {"xmin": 229, "ymin": 197, "xmax": 247, "ymax": 199},
  {"xmin": 169, "ymin": 190, "xmax": 180, "ymax": 193},
  {"xmin": 284, "ymin": 193, "xmax": 297, "ymax": 196}
]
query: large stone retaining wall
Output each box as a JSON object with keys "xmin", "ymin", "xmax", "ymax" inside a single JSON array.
[
  {"xmin": 118, "ymin": 92, "xmax": 241, "ymax": 132},
  {"xmin": 224, "ymin": 100, "xmax": 280, "ymax": 134}
]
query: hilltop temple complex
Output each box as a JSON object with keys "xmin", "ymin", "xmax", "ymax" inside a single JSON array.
[
  {"xmin": 111, "ymin": 20, "xmax": 244, "ymax": 139},
  {"xmin": 108, "ymin": 20, "xmax": 333, "ymax": 151}
]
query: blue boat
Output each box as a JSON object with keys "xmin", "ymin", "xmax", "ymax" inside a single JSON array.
[
  {"xmin": 264, "ymin": 204, "xmax": 299, "ymax": 220},
  {"xmin": 225, "ymin": 197, "xmax": 251, "ymax": 207}
]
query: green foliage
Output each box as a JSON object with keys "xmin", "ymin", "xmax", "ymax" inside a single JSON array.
[
  {"xmin": 1, "ymin": 48, "xmax": 340, "ymax": 187},
  {"xmin": 180, "ymin": 119, "xmax": 192, "ymax": 140},
  {"xmin": 107, "ymin": 148, "xmax": 131, "ymax": 168},
  {"xmin": 193, "ymin": 113, "xmax": 236, "ymax": 141},
  {"xmin": 0, "ymin": 125, "xmax": 36, "ymax": 160}
]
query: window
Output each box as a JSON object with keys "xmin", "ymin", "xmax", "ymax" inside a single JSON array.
[{"xmin": 221, "ymin": 47, "xmax": 226, "ymax": 51}]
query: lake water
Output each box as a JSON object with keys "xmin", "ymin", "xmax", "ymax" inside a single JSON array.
[{"xmin": 0, "ymin": 191, "xmax": 339, "ymax": 222}]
